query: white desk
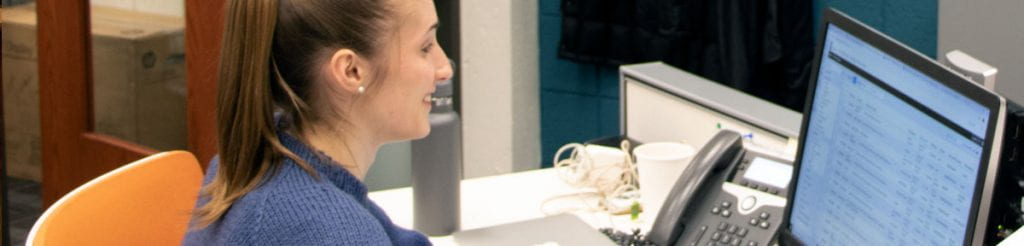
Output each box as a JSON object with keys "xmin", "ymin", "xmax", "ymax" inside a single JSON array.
[{"xmin": 368, "ymin": 168, "xmax": 643, "ymax": 244}]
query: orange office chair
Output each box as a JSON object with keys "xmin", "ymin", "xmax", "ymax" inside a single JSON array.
[{"xmin": 26, "ymin": 151, "xmax": 204, "ymax": 246}]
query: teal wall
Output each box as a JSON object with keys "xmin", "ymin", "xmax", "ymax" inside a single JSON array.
[
  {"xmin": 538, "ymin": 0, "xmax": 621, "ymax": 167},
  {"xmin": 537, "ymin": 0, "xmax": 937, "ymax": 166},
  {"xmin": 814, "ymin": 0, "xmax": 937, "ymax": 58}
]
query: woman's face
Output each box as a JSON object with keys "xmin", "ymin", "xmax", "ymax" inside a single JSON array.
[{"xmin": 358, "ymin": 0, "xmax": 452, "ymax": 143}]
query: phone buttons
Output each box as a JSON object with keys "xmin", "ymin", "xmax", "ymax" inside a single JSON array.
[
  {"xmin": 758, "ymin": 221, "xmax": 770, "ymax": 229},
  {"xmin": 741, "ymin": 196, "xmax": 757, "ymax": 210}
]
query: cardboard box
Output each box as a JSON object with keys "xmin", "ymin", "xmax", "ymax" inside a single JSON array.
[{"xmin": 2, "ymin": 4, "xmax": 186, "ymax": 181}]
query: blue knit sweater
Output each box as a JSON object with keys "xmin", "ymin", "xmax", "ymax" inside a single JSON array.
[{"xmin": 182, "ymin": 131, "xmax": 430, "ymax": 245}]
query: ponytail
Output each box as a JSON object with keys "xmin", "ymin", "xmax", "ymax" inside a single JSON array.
[
  {"xmin": 192, "ymin": 0, "xmax": 312, "ymax": 228},
  {"xmin": 192, "ymin": 0, "xmax": 392, "ymax": 229}
]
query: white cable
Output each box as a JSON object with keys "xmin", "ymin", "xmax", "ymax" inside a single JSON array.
[{"xmin": 544, "ymin": 140, "xmax": 640, "ymax": 215}]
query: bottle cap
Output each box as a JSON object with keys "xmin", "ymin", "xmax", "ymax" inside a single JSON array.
[
  {"xmin": 433, "ymin": 59, "xmax": 456, "ymax": 98},
  {"xmin": 434, "ymin": 78, "xmax": 453, "ymax": 98}
]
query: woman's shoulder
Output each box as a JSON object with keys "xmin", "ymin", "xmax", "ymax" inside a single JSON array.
[
  {"xmin": 220, "ymin": 172, "xmax": 390, "ymax": 244},
  {"xmin": 193, "ymin": 155, "xmax": 388, "ymax": 244},
  {"xmin": 238, "ymin": 157, "xmax": 368, "ymax": 216}
]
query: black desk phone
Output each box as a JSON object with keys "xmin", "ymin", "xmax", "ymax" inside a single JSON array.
[{"xmin": 647, "ymin": 130, "xmax": 794, "ymax": 246}]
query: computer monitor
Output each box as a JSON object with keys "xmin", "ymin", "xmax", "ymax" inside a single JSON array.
[{"xmin": 783, "ymin": 9, "xmax": 1006, "ymax": 246}]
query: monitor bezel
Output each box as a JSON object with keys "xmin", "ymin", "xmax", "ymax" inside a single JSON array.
[{"xmin": 782, "ymin": 8, "xmax": 1005, "ymax": 245}]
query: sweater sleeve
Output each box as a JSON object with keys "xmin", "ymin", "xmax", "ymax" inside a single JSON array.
[{"xmin": 230, "ymin": 186, "xmax": 393, "ymax": 245}]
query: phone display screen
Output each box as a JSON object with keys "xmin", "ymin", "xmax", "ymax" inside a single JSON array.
[{"xmin": 743, "ymin": 157, "xmax": 792, "ymax": 189}]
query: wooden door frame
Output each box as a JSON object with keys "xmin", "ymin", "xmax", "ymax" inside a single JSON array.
[
  {"xmin": 1, "ymin": 8, "xmax": 8, "ymax": 244},
  {"xmin": 36, "ymin": 0, "xmax": 222, "ymax": 206},
  {"xmin": 37, "ymin": 0, "xmax": 155, "ymax": 205},
  {"xmin": 185, "ymin": 0, "xmax": 224, "ymax": 170}
]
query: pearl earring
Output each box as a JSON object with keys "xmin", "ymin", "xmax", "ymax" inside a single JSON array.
[{"xmin": 357, "ymin": 86, "xmax": 365, "ymax": 94}]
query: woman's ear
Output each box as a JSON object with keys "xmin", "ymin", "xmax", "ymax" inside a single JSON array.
[{"xmin": 327, "ymin": 49, "xmax": 366, "ymax": 94}]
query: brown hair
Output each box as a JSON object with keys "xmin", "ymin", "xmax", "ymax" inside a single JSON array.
[{"xmin": 192, "ymin": 0, "xmax": 391, "ymax": 228}]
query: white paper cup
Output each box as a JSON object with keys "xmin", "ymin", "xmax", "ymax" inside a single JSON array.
[{"xmin": 634, "ymin": 142, "xmax": 695, "ymax": 226}]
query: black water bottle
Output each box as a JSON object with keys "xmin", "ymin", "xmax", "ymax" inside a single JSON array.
[{"xmin": 411, "ymin": 77, "xmax": 461, "ymax": 236}]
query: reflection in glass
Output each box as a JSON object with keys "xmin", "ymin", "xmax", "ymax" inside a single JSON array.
[
  {"xmin": 3, "ymin": 1, "xmax": 43, "ymax": 182},
  {"xmin": 3, "ymin": 1, "xmax": 42, "ymax": 245},
  {"xmin": 89, "ymin": 0, "xmax": 187, "ymax": 151}
]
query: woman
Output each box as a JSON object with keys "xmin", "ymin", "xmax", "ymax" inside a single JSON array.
[{"xmin": 184, "ymin": 0, "xmax": 452, "ymax": 244}]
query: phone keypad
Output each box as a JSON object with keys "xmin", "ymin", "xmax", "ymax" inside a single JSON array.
[
  {"xmin": 710, "ymin": 202, "xmax": 734, "ymax": 218},
  {"xmin": 704, "ymin": 221, "xmax": 751, "ymax": 246},
  {"xmin": 748, "ymin": 211, "xmax": 773, "ymax": 230},
  {"xmin": 694, "ymin": 198, "xmax": 778, "ymax": 246}
]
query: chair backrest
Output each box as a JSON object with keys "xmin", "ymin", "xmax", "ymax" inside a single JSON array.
[{"xmin": 26, "ymin": 151, "xmax": 204, "ymax": 246}]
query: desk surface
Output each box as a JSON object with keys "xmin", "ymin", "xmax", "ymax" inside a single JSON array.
[{"xmin": 369, "ymin": 168, "xmax": 642, "ymax": 244}]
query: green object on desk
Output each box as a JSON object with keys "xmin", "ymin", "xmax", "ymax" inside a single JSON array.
[{"xmin": 631, "ymin": 201, "xmax": 640, "ymax": 221}]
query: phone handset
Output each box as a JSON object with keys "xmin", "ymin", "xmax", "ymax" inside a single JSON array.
[{"xmin": 647, "ymin": 130, "xmax": 744, "ymax": 246}]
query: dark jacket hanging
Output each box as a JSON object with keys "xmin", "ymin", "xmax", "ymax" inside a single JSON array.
[{"xmin": 558, "ymin": 0, "xmax": 814, "ymax": 112}]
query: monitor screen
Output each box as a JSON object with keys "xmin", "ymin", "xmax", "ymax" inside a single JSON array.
[{"xmin": 787, "ymin": 16, "xmax": 998, "ymax": 245}]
